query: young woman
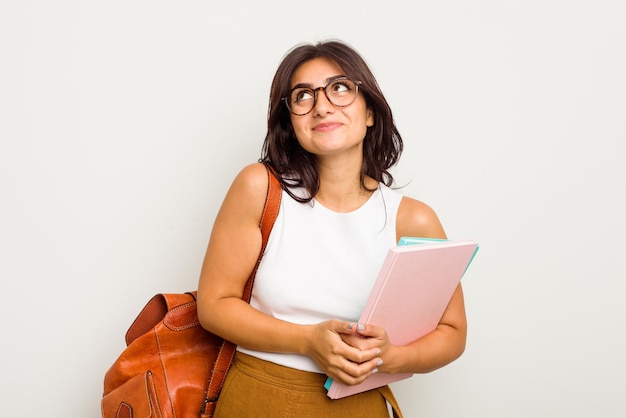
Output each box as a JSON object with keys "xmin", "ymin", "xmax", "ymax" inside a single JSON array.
[{"xmin": 197, "ymin": 40, "xmax": 467, "ymax": 418}]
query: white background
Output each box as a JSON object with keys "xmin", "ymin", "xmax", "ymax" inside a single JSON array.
[{"xmin": 1, "ymin": 1, "xmax": 625, "ymax": 417}]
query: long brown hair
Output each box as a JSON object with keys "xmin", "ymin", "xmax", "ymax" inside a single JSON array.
[{"xmin": 260, "ymin": 40, "xmax": 403, "ymax": 203}]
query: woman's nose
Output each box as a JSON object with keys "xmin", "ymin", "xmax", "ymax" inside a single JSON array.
[{"xmin": 312, "ymin": 88, "xmax": 334, "ymax": 116}]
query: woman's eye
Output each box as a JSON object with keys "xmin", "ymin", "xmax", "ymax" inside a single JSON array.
[
  {"xmin": 331, "ymin": 80, "xmax": 350, "ymax": 93},
  {"xmin": 332, "ymin": 82, "xmax": 349, "ymax": 93},
  {"xmin": 295, "ymin": 90, "xmax": 314, "ymax": 102}
]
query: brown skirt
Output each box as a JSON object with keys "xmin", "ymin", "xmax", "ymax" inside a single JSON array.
[{"xmin": 214, "ymin": 352, "xmax": 402, "ymax": 418}]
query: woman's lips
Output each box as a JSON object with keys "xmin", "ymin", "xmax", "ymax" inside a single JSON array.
[{"xmin": 313, "ymin": 122, "xmax": 342, "ymax": 132}]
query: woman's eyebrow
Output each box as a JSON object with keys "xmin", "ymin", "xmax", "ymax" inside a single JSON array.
[{"xmin": 290, "ymin": 75, "xmax": 348, "ymax": 90}]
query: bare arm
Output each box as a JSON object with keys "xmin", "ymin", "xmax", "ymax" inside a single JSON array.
[{"xmin": 197, "ymin": 163, "xmax": 309, "ymax": 353}]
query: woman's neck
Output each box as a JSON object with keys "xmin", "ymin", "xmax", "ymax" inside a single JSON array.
[{"xmin": 315, "ymin": 160, "xmax": 378, "ymax": 213}]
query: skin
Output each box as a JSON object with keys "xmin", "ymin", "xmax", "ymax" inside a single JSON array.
[{"xmin": 197, "ymin": 57, "xmax": 467, "ymax": 386}]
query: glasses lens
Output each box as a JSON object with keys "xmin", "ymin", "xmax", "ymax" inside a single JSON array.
[
  {"xmin": 288, "ymin": 88, "xmax": 315, "ymax": 115},
  {"xmin": 287, "ymin": 78, "xmax": 359, "ymax": 115},
  {"xmin": 326, "ymin": 79, "xmax": 358, "ymax": 107}
]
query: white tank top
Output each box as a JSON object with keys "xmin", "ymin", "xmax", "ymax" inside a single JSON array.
[{"xmin": 238, "ymin": 184, "xmax": 404, "ymax": 373}]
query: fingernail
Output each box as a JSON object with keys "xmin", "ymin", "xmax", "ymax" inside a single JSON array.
[
  {"xmin": 358, "ymin": 323, "xmax": 365, "ymax": 331},
  {"xmin": 376, "ymin": 349, "xmax": 381, "ymax": 356},
  {"xmin": 377, "ymin": 360, "xmax": 383, "ymax": 366},
  {"xmin": 372, "ymin": 368, "xmax": 379, "ymax": 374},
  {"xmin": 348, "ymin": 323, "xmax": 355, "ymax": 330}
]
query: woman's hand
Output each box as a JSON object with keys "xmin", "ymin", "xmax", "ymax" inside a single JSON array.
[
  {"xmin": 304, "ymin": 320, "xmax": 383, "ymax": 386},
  {"xmin": 341, "ymin": 322, "xmax": 394, "ymax": 372},
  {"xmin": 341, "ymin": 322, "xmax": 391, "ymax": 353}
]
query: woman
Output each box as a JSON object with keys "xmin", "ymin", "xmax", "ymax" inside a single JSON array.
[{"xmin": 197, "ymin": 40, "xmax": 467, "ymax": 418}]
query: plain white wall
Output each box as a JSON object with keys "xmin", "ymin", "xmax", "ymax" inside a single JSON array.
[{"xmin": 1, "ymin": 1, "xmax": 625, "ymax": 417}]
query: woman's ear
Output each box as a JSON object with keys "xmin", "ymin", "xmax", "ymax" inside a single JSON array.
[{"xmin": 366, "ymin": 109, "xmax": 374, "ymax": 127}]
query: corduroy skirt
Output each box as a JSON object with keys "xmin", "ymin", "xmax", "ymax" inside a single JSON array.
[{"xmin": 213, "ymin": 352, "xmax": 402, "ymax": 418}]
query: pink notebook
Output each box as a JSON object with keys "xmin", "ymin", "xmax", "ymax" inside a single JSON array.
[{"xmin": 325, "ymin": 238, "xmax": 479, "ymax": 399}]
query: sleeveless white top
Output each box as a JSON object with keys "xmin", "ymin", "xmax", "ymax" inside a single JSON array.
[{"xmin": 238, "ymin": 184, "xmax": 404, "ymax": 373}]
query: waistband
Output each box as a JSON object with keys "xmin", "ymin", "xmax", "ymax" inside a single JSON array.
[{"xmin": 234, "ymin": 351, "xmax": 328, "ymax": 392}]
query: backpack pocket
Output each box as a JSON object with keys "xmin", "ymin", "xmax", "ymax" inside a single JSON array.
[{"xmin": 101, "ymin": 371, "xmax": 163, "ymax": 418}]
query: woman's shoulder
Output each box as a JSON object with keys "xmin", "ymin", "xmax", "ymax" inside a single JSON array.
[
  {"xmin": 231, "ymin": 163, "xmax": 270, "ymax": 195},
  {"xmin": 220, "ymin": 163, "xmax": 271, "ymax": 221},
  {"xmin": 396, "ymin": 195, "xmax": 447, "ymax": 239}
]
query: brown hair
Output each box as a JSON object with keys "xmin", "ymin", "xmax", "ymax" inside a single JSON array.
[{"xmin": 260, "ymin": 40, "xmax": 403, "ymax": 203}]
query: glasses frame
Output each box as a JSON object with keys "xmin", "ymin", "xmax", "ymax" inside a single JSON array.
[{"xmin": 282, "ymin": 77, "xmax": 362, "ymax": 116}]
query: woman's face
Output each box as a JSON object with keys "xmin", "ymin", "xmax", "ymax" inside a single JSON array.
[{"xmin": 288, "ymin": 57, "xmax": 373, "ymax": 159}]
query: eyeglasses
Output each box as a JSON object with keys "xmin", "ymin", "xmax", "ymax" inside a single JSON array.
[{"xmin": 282, "ymin": 77, "xmax": 362, "ymax": 116}]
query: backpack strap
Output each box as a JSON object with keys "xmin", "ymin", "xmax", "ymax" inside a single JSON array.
[
  {"xmin": 201, "ymin": 163, "xmax": 282, "ymax": 417},
  {"xmin": 242, "ymin": 164, "xmax": 281, "ymax": 303}
]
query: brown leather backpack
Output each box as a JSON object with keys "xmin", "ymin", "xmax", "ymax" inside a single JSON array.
[{"xmin": 101, "ymin": 165, "xmax": 281, "ymax": 418}]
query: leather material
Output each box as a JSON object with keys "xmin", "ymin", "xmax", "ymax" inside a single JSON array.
[{"xmin": 102, "ymin": 165, "xmax": 282, "ymax": 418}]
